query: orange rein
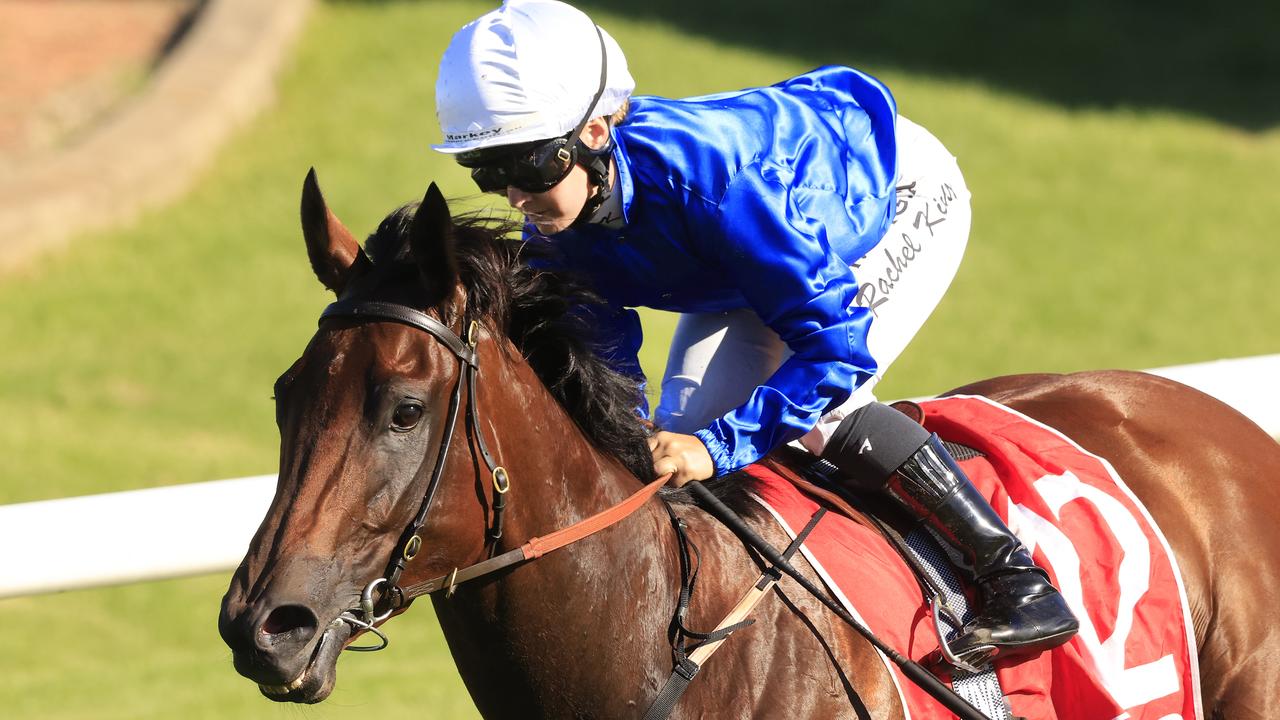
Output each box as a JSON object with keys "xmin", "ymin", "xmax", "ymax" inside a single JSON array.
[{"xmin": 397, "ymin": 474, "xmax": 671, "ymax": 600}]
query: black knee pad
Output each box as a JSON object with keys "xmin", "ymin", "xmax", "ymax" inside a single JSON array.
[{"xmin": 821, "ymin": 402, "xmax": 932, "ymax": 492}]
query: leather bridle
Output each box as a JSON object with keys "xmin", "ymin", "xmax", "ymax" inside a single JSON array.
[
  {"xmin": 317, "ymin": 298, "xmax": 506, "ymax": 649},
  {"xmin": 308, "ymin": 300, "xmax": 983, "ymax": 718},
  {"xmin": 316, "ymin": 298, "xmax": 667, "ymax": 652},
  {"xmin": 309, "ymin": 300, "xmax": 984, "ymax": 719}
]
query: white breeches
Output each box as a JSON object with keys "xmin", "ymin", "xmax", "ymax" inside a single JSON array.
[{"xmin": 653, "ymin": 116, "xmax": 972, "ymax": 455}]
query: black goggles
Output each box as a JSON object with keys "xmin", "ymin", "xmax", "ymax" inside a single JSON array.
[{"xmin": 456, "ymin": 133, "xmax": 580, "ymax": 194}]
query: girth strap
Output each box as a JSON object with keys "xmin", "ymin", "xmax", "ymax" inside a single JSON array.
[{"xmin": 642, "ymin": 508, "xmax": 827, "ymax": 720}]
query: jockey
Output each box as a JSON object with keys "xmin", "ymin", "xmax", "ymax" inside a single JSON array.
[{"xmin": 432, "ymin": 0, "xmax": 1077, "ymax": 665}]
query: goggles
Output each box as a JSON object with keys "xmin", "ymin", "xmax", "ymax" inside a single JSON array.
[
  {"xmin": 455, "ymin": 24, "xmax": 609, "ymax": 196},
  {"xmin": 457, "ymin": 133, "xmax": 580, "ymax": 194}
]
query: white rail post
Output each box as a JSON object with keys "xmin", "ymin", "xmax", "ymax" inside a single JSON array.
[
  {"xmin": 0, "ymin": 475, "xmax": 276, "ymax": 599},
  {"xmin": 0, "ymin": 355, "xmax": 1276, "ymax": 599}
]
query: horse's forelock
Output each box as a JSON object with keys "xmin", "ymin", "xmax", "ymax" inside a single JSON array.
[{"xmin": 364, "ymin": 203, "xmax": 417, "ymax": 264}]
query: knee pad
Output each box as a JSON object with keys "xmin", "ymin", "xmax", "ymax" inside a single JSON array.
[{"xmin": 820, "ymin": 402, "xmax": 931, "ymax": 492}]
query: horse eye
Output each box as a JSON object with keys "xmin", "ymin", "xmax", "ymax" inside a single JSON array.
[{"xmin": 390, "ymin": 401, "xmax": 425, "ymax": 432}]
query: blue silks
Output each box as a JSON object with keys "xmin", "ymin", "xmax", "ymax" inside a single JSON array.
[{"xmin": 533, "ymin": 65, "xmax": 899, "ymax": 474}]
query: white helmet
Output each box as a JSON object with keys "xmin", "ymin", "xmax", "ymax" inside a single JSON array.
[{"xmin": 432, "ymin": 0, "xmax": 634, "ymax": 154}]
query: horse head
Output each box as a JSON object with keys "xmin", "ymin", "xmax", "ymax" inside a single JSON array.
[
  {"xmin": 218, "ymin": 170, "xmax": 652, "ymax": 704},
  {"xmin": 217, "ymin": 170, "xmax": 497, "ymax": 702}
]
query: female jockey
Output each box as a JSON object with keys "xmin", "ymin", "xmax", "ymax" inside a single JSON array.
[{"xmin": 431, "ymin": 0, "xmax": 1077, "ymax": 666}]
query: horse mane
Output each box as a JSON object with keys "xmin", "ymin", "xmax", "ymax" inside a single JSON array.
[{"xmin": 362, "ymin": 203, "xmax": 656, "ymax": 482}]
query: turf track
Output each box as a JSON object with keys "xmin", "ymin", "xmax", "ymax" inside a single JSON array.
[{"xmin": 1, "ymin": 1, "xmax": 1276, "ymax": 717}]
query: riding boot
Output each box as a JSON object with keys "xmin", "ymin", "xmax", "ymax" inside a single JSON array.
[{"xmin": 821, "ymin": 403, "xmax": 1079, "ymax": 667}]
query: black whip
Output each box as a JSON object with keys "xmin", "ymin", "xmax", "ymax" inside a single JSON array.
[{"xmin": 686, "ymin": 481, "xmax": 987, "ymax": 720}]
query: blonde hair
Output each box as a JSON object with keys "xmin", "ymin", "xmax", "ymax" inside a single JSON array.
[{"xmin": 609, "ymin": 99, "xmax": 630, "ymax": 126}]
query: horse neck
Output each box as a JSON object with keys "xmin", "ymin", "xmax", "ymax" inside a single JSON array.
[
  {"xmin": 432, "ymin": 334, "xmax": 679, "ymax": 716},
  {"xmin": 473, "ymin": 333, "xmax": 653, "ymax": 528}
]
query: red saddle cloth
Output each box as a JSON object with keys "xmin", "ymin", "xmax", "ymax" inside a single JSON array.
[{"xmin": 747, "ymin": 395, "xmax": 1202, "ymax": 720}]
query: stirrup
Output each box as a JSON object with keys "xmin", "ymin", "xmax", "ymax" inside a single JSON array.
[{"xmin": 930, "ymin": 596, "xmax": 993, "ymax": 674}]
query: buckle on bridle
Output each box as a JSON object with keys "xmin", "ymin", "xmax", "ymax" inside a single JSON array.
[
  {"xmin": 403, "ymin": 534, "xmax": 423, "ymax": 560},
  {"xmin": 493, "ymin": 467, "xmax": 510, "ymax": 494}
]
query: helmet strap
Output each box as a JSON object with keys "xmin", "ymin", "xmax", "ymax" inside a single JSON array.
[
  {"xmin": 564, "ymin": 23, "xmax": 615, "ymax": 229},
  {"xmin": 573, "ymin": 130, "xmax": 616, "ymax": 227}
]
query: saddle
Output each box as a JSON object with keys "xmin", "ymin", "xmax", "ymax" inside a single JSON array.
[
  {"xmin": 754, "ymin": 401, "xmax": 1019, "ymax": 716},
  {"xmin": 650, "ymin": 399, "xmax": 1015, "ymax": 720},
  {"xmin": 737, "ymin": 395, "xmax": 1200, "ymax": 720}
]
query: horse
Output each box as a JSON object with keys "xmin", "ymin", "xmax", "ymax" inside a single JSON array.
[{"xmin": 218, "ymin": 172, "xmax": 1280, "ymax": 718}]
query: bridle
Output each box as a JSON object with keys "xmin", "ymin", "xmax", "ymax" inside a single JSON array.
[
  {"xmin": 316, "ymin": 298, "xmax": 666, "ymax": 651},
  {"xmin": 317, "ymin": 298, "xmax": 506, "ymax": 649},
  {"xmin": 309, "ymin": 299, "xmax": 984, "ymax": 719}
]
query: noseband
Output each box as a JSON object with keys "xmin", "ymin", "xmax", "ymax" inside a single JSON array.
[{"xmin": 318, "ymin": 299, "xmax": 510, "ymax": 650}]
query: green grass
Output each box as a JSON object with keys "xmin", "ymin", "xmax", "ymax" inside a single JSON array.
[
  {"xmin": 1, "ymin": 0, "xmax": 1277, "ymax": 716},
  {"xmin": 1, "ymin": 576, "xmax": 477, "ymax": 719}
]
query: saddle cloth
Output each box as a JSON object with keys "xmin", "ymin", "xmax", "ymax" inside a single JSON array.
[{"xmin": 746, "ymin": 395, "xmax": 1202, "ymax": 720}]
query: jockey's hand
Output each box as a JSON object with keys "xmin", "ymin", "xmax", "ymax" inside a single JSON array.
[{"xmin": 648, "ymin": 431, "xmax": 715, "ymax": 487}]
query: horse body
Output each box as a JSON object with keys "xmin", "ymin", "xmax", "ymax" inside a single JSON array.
[
  {"xmin": 961, "ymin": 371, "xmax": 1280, "ymax": 718},
  {"xmin": 354, "ymin": 296, "xmax": 894, "ymax": 718},
  {"xmin": 218, "ymin": 174, "xmax": 1279, "ymax": 719}
]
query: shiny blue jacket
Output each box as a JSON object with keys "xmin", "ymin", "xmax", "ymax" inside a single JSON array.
[{"xmin": 536, "ymin": 66, "xmax": 899, "ymax": 475}]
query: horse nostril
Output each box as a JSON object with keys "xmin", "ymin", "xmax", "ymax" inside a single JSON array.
[{"xmin": 260, "ymin": 604, "xmax": 319, "ymax": 645}]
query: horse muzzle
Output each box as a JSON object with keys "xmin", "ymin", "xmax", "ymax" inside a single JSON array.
[
  {"xmin": 218, "ymin": 563, "xmax": 364, "ymax": 703},
  {"xmin": 251, "ymin": 618, "xmax": 352, "ymax": 703}
]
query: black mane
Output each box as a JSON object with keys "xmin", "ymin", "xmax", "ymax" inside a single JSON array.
[{"xmin": 362, "ymin": 203, "xmax": 656, "ymax": 482}]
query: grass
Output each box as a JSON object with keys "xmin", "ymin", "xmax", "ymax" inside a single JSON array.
[
  {"xmin": 0, "ymin": 0, "xmax": 1277, "ymax": 717},
  {"xmin": 1, "ymin": 575, "xmax": 477, "ymax": 719}
]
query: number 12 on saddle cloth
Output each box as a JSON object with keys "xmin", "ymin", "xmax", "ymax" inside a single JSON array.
[{"xmin": 746, "ymin": 395, "xmax": 1201, "ymax": 720}]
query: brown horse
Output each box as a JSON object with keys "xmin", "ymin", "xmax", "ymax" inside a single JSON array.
[{"xmin": 219, "ymin": 173, "xmax": 1280, "ymax": 718}]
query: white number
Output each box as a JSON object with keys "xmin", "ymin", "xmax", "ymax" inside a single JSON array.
[{"xmin": 1007, "ymin": 471, "xmax": 1179, "ymax": 712}]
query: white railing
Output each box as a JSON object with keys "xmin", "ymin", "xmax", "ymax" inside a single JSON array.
[
  {"xmin": 1, "ymin": 356, "xmax": 1276, "ymax": 599},
  {"xmin": 1143, "ymin": 354, "xmax": 1280, "ymax": 433},
  {"xmin": 0, "ymin": 475, "xmax": 277, "ymax": 599}
]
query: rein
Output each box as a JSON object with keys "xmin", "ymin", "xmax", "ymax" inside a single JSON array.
[
  {"xmin": 316, "ymin": 299, "xmax": 984, "ymax": 719},
  {"xmin": 317, "ymin": 299, "xmax": 667, "ymax": 650},
  {"xmin": 686, "ymin": 482, "xmax": 988, "ymax": 720},
  {"xmin": 398, "ymin": 473, "xmax": 667, "ymax": 600}
]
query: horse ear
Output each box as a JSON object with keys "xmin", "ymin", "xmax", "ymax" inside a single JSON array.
[
  {"xmin": 409, "ymin": 182, "xmax": 459, "ymax": 306},
  {"xmin": 301, "ymin": 168, "xmax": 371, "ymax": 295}
]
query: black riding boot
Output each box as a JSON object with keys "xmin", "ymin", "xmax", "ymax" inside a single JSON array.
[{"xmin": 822, "ymin": 403, "xmax": 1079, "ymax": 667}]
